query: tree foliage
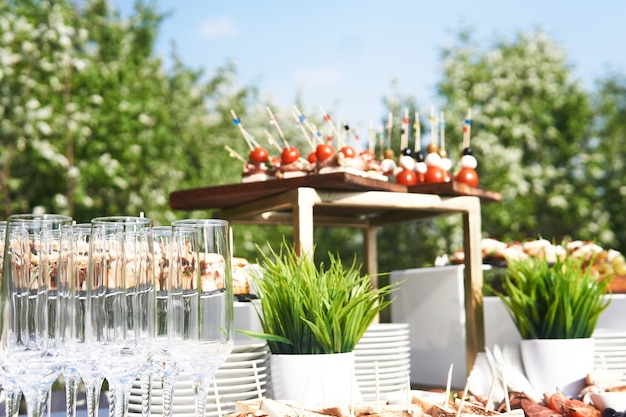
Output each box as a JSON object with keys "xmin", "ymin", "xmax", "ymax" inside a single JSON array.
[{"xmin": 1, "ymin": 1, "xmax": 625, "ymax": 269}]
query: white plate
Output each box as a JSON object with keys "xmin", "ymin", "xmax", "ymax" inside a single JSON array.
[
  {"xmin": 365, "ymin": 323, "xmax": 409, "ymax": 332},
  {"xmin": 128, "ymin": 389, "xmax": 265, "ymax": 414},
  {"xmin": 231, "ymin": 343, "xmax": 268, "ymax": 353},
  {"xmin": 354, "ymin": 340, "xmax": 410, "ymax": 351},
  {"xmin": 354, "ymin": 358, "xmax": 411, "ymax": 369},
  {"xmin": 354, "ymin": 352, "xmax": 411, "ymax": 363},
  {"xmin": 357, "ymin": 374, "xmax": 411, "ymax": 388},
  {"xmin": 355, "ymin": 345, "xmax": 411, "ymax": 356},
  {"xmin": 355, "ymin": 363, "xmax": 410, "ymax": 376},
  {"xmin": 357, "ymin": 334, "xmax": 410, "ymax": 344}
]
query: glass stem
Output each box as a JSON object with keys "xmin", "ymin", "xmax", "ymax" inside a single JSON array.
[
  {"xmin": 65, "ymin": 374, "xmax": 79, "ymax": 417},
  {"xmin": 193, "ymin": 380, "xmax": 207, "ymax": 417},
  {"xmin": 84, "ymin": 378, "xmax": 104, "ymax": 417},
  {"xmin": 161, "ymin": 372, "xmax": 178, "ymax": 417},
  {"xmin": 24, "ymin": 389, "xmax": 48, "ymax": 417},
  {"xmin": 5, "ymin": 388, "xmax": 22, "ymax": 417},
  {"xmin": 141, "ymin": 370, "xmax": 152, "ymax": 417}
]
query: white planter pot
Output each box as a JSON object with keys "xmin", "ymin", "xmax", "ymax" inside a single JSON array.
[
  {"xmin": 520, "ymin": 338, "xmax": 594, "ymax": 397},
  {"xmin": 270, "ymin": 352, "xmax": 362, "ymax": 407}
]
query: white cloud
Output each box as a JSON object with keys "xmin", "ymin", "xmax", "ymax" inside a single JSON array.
[
  {"xmin": 199, "ymin": 18, "xmax": 238, "ymax": 39},
  {"xmin": 293, "ymin": 68, "xmax": 341, "ymax": 87}
]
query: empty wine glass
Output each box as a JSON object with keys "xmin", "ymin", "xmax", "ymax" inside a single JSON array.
[
  {"xmin": 0, "ymin": 214, "xmax": 73, "ymax": 417},
  {"xmin": 66, "ymin": 223, "xmax": 106, "ymax": 417},
  {"xmin": 148, "ymin": 225, "xmax": 181, "ymax": 417},
  {"xmin": 88, "ymin": 216, "xmax": 155, "ymax": 417},
  {"xmin": 169, "ymin": 219, "xmax": 234, "ymax": 417},
  {"xmin": 0, "ymin": 220, "xmax": 22, "ymax": 417}
]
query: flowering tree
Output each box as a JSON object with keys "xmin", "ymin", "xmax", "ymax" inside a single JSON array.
[{"xmin": 0, "ymin": 0, "xmax": 254, "ymax": 224}]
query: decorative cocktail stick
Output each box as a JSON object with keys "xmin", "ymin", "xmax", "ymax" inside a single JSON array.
[
  {"xmin": 429, "ymin": 106, "xmax": 437, "ymax": 149},
  {"xmin": 253, "ymin": 362, "xmax": 263, "ymax": 400},
  {"xmin": 413, "ymin": 112, "xmax": 421, "ymax": 152},
  {"xmin": 263, "ymin": 128, "xmax": 284, "ymax": 153},
  {"xmin": 266, "ymin": 106, "xmax": 289, "ymax": 148},
  {"xmin": 401, "ymin": 109, "xmax": 409, "ymax": 150},
  {"xmin": 224, "ymin": 145, "xmax": 248, "ymax": 164},
  {"xmin": 320, "ymin": 106, "xmax": 343, "ymax": 145},
  {"xmin": 485, "ymin": 374, "xmax": 497, "ymax": 412},
  {"xmin": 369, "ymin": 121, "xmax": 376, "ymax": 154},
  {"xmin": 386, "ymin": 112, "xmax": 393, "ymax": 150},
  {"xmin": 439, "ymin": 111, "xmax": 446, "ymax": 152},
  {"xmin": 463, "ymin": 108, "xmax": 472, "ymax": 149},
  {"xmin": 444, "ymin": 363, "xmax": 453, "ymax": 407},
  {"xmin": 294, "ymin": 105, "xmax": 323, "ymax": 144},
  {"xmin": 231, "ymin": 109, "xmax": 255, "ymax": 150},
  {"xmin": 455, "ymin": 379, "xmax": 471, "ymax": 417},
  {"xmin": 378, "ymin": 125, "xmax": 384, "ymax": 160},
  {"xmin": 502, "ymin": 369, "xmax": 511, "ymax": 412},
  {"xmin": 292, "ymin": 109, "xmax": 316, "ymax": 150}
]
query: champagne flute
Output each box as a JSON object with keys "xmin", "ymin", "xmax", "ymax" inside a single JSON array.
[
  {"xmin": 169, "ymin": 219, "xmax": 234, "ymax": 417},
  {"xmin": 88, "ymin": 216, "xmax": 155, "ymax": 417},
  {"xmin": 149, "ymin": 226, "xmax": 180, "ymax": 417},
  {"xmin": 66, "ymin": 223, "xmax": 107, "ymax": 417},
  {"xmin": 0, "ymin": 220, "xmax": 23, "ymax": 417},
  {"xmin": 0, "ymin": 214, "xmax": 73, "ymax": 417}
]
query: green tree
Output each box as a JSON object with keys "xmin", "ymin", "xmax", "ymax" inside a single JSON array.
[
  {"xmin": 437, "ymin": 29, "xmax": 602, "ymax": 246},
  {"xmin": 589, "ymin": 73, "xmax": 626, "ymax": 252},
  {"xmin": 0, "ymin": 0, "xmax": 256, "ymax": 226}
]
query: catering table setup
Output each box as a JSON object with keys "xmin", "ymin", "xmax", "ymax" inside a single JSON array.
[{"xmin": 4, "ymin": 108, "xmax": 626, "ymax": 417}]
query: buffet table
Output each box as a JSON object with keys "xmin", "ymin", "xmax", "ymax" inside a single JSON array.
[{"xmin": 169, "ymin": 172, "xmax": 502, "ymax": 373}]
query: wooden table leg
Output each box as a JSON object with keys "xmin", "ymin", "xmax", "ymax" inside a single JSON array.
[
  {"xmin": 462, "ymin": 198, "xmax": 485, "ymax": 374},
  {"xmin": 292, "ymin": 188, "xmax": 316, "ymax": 258}
]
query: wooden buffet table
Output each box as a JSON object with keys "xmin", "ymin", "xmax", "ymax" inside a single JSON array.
[{"xmin": 169, "ymin": 172, "xmax": 502, "ymax": 374}]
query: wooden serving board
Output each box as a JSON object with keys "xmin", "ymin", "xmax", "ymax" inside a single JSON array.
[
  {"xmin": 169, "ymin": 172, "xmax": 406, "ymax": 211},
  {"xmin": 408, "ymin": 181, "xmax": 502, "ymax": 203},
  {"xmin": 169, "ymin": 172, "xmax": 502, "ymax": 211}
]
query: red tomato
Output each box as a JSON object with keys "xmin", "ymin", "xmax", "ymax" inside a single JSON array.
[
  {"xmin": 566, "ymin": 400, "xmax": 601, "ymax": 417},
  {"xmin": 270, "ymin": 157, "xmax": 281, "ymax": 169},
  {"xmin": 307, "ymin": 151, "xmax": 317, "ymax": 163},
  {"xmin": 316, "ymin": 144, "xmax": 335, "ymax": 161},
  {"xmin": 424, "ymin": 166, "xmax": 445, "ymax": 183},
  {"xmin": 395, "ymin": 168, "xmax": 417, "ymax": 185},
  {"xmin": 249, "ymin": 147, "xmax": 270, "ymax": 163},
  {"xmin": 455, "ymin": 167, "xmax": 479, "ymax": 187},
  {"xmin": 360, "ymin": 150, "xmax": 376, "ymax": 161},
  {"xmin": 547, "ymin": 392, "xmax": 568, "ymax": 414},
  {"xmin": 281, "ymin": 146, "xmax": 300, "ymax": 164},
  {"xmin": 340, "ymin": 146, "xmax": 356, "ymax": 158}
]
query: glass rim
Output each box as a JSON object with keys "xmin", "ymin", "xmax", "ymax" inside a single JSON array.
[
  {"xmin": 91, "ymin": 215, "xmax": 152, "ymax": 225},
  {"xmin": 6, "ymin": 213, "xmax": 73, "ymax": 223},
  {"xmin": 171, "ymin": 219, "xmax": 228, "ymax": 227}
]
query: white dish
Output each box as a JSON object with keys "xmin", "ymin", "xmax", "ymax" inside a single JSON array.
[
  {"xmin": 354, "ymin": 358, "xmax": 411, "ymax": 369},
  {"xmin": 354, "ymin": 352, "xmax": 411, "ymax": 363},
  {"xmin": 355, "ymin": 345, "xmax": 411, "ymax": 356}
]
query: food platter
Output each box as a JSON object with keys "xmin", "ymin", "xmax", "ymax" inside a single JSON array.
[{"xmin": 169, "ymin": 172, "xmax": 502, "ymax": 211}]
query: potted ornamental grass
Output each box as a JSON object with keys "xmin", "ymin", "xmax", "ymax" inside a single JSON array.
[
  {"xmin": 494, "ymin": 248, "xmax": 614, "ymax": 396},
  {"xmin": 244, "ymin": 241, "xmax": 399, "ymax": 405}
]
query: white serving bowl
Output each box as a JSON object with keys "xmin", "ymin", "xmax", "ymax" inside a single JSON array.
[{"xmin": 590, "ymin": 392, "xmax": 626, "ymax": 412}]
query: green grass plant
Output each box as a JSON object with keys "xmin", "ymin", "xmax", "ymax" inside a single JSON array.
[
  {"xmin": 497, "ymin": 250, "xmax": 613, "ymax": 339},
  {"xmin": 244, "ymin": 242, "xmax": 399, "ymax": 354}
]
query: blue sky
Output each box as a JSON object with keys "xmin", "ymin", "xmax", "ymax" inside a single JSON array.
[{"xmin": 114, "ymin": 1, "xmax": 626, "ymax": 130}]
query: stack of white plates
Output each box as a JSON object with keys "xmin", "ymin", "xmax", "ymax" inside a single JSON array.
[
  {"xmin": 354, "ymin": 323, "xmax": 411, "ymax": 401},
  {"xmin": 593, "ymin": 329, "xmax": 626, "ymax": 381},
  {"xmin": 128, "ymin": 342, "xmax": 271, "ymax": 417}
]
